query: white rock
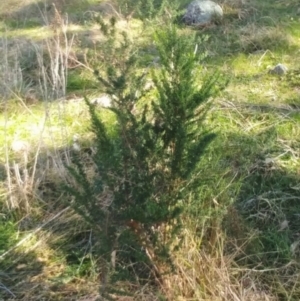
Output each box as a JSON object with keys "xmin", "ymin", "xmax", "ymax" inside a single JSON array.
[
  {"xmin": 183, "ymin": 0, "xmax": 223, "ymax": 26},
  {"xmin": 72, "ymin": 142, "xmax": 81, "ymax": 152},
  {"xmin": 91, "ymin": 95, "xmax": 113, "ymax": 108},
  {"xmin": 72, "ymin": 134, "xmax": 81, "ymax": 152}
]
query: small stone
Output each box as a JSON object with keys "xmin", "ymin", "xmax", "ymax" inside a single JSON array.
[
  {"xmin": 269, "ymin": 63, "xmax": 288, "ymax": 76},
  {"xmin": 72, "ymin": 142, "xmax": 81, "ymax": 152},
  {"xmin": 264, "ymin": 158, "xmax": 274, "ymax": 164},
  {"xmin": 72, "ymin": 135, "xmax": 81, "ymax": 152},
  {"xmin": 91, "ymin": 95, "xmax": 113, "ymax": 108}
]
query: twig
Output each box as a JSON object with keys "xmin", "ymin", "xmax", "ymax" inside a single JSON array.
[{"xmin": 0, "ymin": 282, "xmax": 16, "ymax": 298}]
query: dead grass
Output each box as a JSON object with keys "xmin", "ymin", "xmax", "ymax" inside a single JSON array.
[
  {"xmin": 160, "ymin": 226, "xmax": 276, "ymax": 301},
  {"xmin": 238, "ymin": 24, "xmax": 293, "ymax": 53}
]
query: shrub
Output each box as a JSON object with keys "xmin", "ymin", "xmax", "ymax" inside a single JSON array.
[{"xmin": 65, "ymin": 21, "xmax": 227, "ymax": 299}]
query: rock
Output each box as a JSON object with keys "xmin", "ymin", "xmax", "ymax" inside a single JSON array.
[
  {"xmin": 91, "ymin": 95, "xmax": 113, "ymax": 108},
  {"xmin": 183, "ymin": 0, "xmax": 223, "ymax": 26},
  {"xmin": 72, "ymin": 134, "xmax": 81, "ymax": 152},
  {"xmin": 269, "ymin": 63, "xmax": 288, "ymax": 76}
]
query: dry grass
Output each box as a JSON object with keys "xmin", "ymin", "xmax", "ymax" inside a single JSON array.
[
  {"xmin": 0, "ymin": 9, "xmax": 75, "ymax": 216},
  {"xmin": 238, "ymin": 24, "xmax": 292, "ymax": 53},
  {"xmin": 155, "ymin": 226, "xmax": 275, "ymax": 301}
]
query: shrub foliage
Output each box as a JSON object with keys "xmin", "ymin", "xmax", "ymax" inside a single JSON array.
[{"xmin": 65, "ymin": 22, "xmax": 226, "ymax": 298}]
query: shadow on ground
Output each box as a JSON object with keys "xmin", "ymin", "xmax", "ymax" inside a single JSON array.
[{"xmin": 214, "ymin": 119, "xmax": 300, "ymax": 299}]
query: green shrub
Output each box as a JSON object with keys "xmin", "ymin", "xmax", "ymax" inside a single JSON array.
[{"xmin": 65, "ymin": 22, "xmax": 227, "ymax": 299}]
